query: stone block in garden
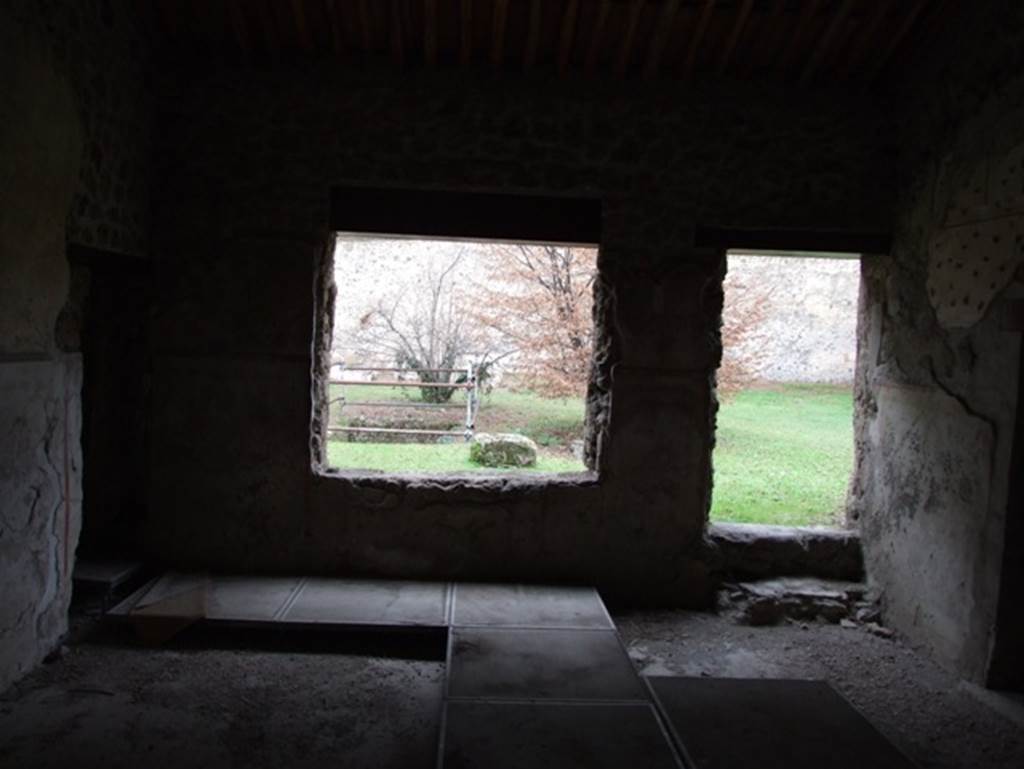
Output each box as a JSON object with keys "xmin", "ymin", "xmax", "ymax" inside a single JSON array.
[{"xmin": 470, "ymin": 433, "xmax": 538, "ymax": 468}]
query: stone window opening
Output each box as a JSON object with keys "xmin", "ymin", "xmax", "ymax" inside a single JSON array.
[
  {"xmin": 710, "ymin": 249, "xmax": 863, "ymax": 530},
  {"xmin": 314, "ymin": 233, "xmax": 599, "ymax": 477}
]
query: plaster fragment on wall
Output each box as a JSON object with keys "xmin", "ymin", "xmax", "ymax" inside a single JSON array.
[
  {"xmin": 928, "ymin": 217, "xmax": 1023, "ymax": 327},
  {"xmin": 867, "ymin": 383, "xmax": 994, "ymax": 671},
  {"xmin": 988, "ymin": 141, "xmax": 1024, "ymax": 215},
  {"xmin": 943, "ymin": 162, "xmax": 990, "ymax": 227},
  {"xmin": 928, "ymin": 140, "xmax": 1024, "ymax": 328}
]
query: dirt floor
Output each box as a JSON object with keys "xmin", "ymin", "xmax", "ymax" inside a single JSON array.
[
  {"xmin": 0, "ymin": 617, "xmax": 446, "ymax": 769},
  {"xmin": 1, "ymin": 606, "xmax": 1022, "ymax": 769},
  {"xmin": 616, "ymin": 609, "xmax": 1024, "ymax": 769}
]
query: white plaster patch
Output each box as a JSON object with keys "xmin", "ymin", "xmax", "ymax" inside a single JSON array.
[
  {"xmin": 869, "ymin": 384, "xmax": 994, "ymax": 672},
  {"xmin": 944, "ymin": 163, "xmax": 990, "ymax": 227},
  {"xmin": 928, "ymin": 140, "xmax": 1024, "ymax": 328},
  {"xmin": 988, "ymin": 141, "xmax": 1024, "ymax": 215},
  {"xmin": 928, "ymin": 216, "xmax": 1023, "ymax": 327},
  {"xmin": 0, "ymin": 358, "xmax": 82, "ymax": 693}
]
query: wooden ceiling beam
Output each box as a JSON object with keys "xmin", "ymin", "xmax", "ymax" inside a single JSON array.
[
  {"xmin": 865, "ymin": 0, "xmax": 928, "ymax": 82},
  {"xmin": 682, "ymin": 0, "xmax": 717, "ymax": 80},
  {"xmin": 719, "ymin": 0, "xmax": 754, "ymax": 74},
  {"xmin": 644, "ymin": 0, "xmax": 681, "ymax": 80},
  {"xmin": 291, "ymin": 0, "xmax": 313, "ymax": 52},
  {"xmin": 357, "ymin": 0, "xmax": 372, "ymax": 53},
  {"xmin": 840, "ymin": 0, "xmax": 892, "ymax": 77},
  {"xmin": 191, "ymin": 0, "xmax": 218, "ymax": 51},
  {"xmin": 390, "ymin": 0, "xmax": 405, "ymax": 68},
  {"xmin": 747, "ymin": 0, "xmax": 786, "ymax": 76},
  {"xmin": 614, "ymin": 0, "xmax": 645, "ymax": 77},
  {"xmin": 584, "ymin": 0, "xmax": 612, "ymax": 76},
  {"xmin": 460, "ymin": 0, "xmax": 473, "ymax": 65},
  {"xmin": 778, "ymin": 0, "xmax": 822, "ymax": 74},
  {"xmin": 800, "ymin": 0, "xmax": 854, "ymax": 84},
  {"xmin": 325, "ymin": 0, "xmax": 345, "ymax": 55},
  {"xmin": 257, "ymin": 0, "xmax": 280, "ymax": 59},
  {"xmin": 491, "ymin": 0, "xmax": 509, "ymax": 68},
  {"xmin": 140, "ymin": 0, "xmax": 163, "ymax": 45},
  {"xmin": 557, "ymin": 0, "xmax": 581, "ymax": 77},
  {"xmin": 228, "ymin": 0, "xmax": 251, "ymax": 57},
  {"xmin": 424, "ymin": 0, "xmax": 438, "ymax": 65},
  {"xmin": 523, "ymin": 0, "xmax": 542, "ymax": 70},
  {"xmin": 159, "ymin": 0, "xmax": 180, "ymax": 41}
]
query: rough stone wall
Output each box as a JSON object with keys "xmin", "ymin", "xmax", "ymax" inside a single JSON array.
[
  {"xmin": 0, "ymin": 8, "xmax": 85, "ymax": 692},
  {"xmin": 146, "ymin": 62, "xmax": 893, "ymax": 604},
  {"xmin": 852, "ymin": 2, "xmax": 1024, "ymax": 683},
  {"xmin": 1, "ymin": 0, "xmax": 151, "ymax": 691},
  {"xmin": 2, "ymin": 0, "xmax": 151, "ymax": 256}
]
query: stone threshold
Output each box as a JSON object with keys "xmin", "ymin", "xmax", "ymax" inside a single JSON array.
[{"xmin": 707, "ymin": 522, "xmax": 863, "ymax": 582}]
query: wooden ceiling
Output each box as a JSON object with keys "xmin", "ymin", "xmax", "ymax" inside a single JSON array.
[{"xmin": 152, "ymin": 0, "xmax": 946, "ymax": 85}]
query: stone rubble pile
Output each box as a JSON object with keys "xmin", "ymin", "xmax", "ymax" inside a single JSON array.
[{"xmin": 719, "ymin": 577, "xmax": 891, "ymax": 636}]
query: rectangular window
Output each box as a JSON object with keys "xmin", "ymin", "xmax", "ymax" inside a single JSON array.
[
  {"xmin": 712, "ymin": 250, "xmax": 861, "ymax": 527},
  {"xmin": 320, "ymin": 234, "xmax": 598, "ymax": 476}
]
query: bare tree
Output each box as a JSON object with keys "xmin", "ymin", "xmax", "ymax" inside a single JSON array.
[
  {"xmin": 472, "ymin": 245, "xmax": 597, "ymax": 398},
  {"xmin": 352, "ymin": 253, "xmax": 493, "ymax": 402}
]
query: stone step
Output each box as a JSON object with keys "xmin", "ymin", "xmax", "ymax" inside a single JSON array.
[{"xmin": 708, "ymin": 522, "xmax": 863, "ymax": 581}]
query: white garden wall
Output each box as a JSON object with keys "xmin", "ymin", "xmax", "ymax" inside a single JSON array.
[{"xmin": 726, "ymin": 254, "xmax": 860, "ymax": 385}]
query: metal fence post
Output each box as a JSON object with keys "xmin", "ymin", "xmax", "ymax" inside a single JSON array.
[
  {"xmin": 326, "ymin": 366, "xmax": 478, "ymax": 441},
  {"xmin": 464, "ymin": 363, "xmax": 477, "ymax": 441}
]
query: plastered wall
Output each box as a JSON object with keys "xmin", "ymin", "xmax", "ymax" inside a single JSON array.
[
  {"xmin": 0, "ymin": 8, "xmax": 83, "ymax": 692},
  {"xmin": 853, "ymin": 1, "xmax": 1024, "ymax": 684},
  {"xmin": 0, "ymin": 0, "xmax": 151, "ymax": 691}
]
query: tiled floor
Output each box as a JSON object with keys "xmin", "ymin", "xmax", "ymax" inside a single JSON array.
[
  {"xmin": 447, "ymin": 628, "xmax": 649, "ymax": 701},
  {"xmin": 647, "ymin": 676, "xmax": 917, "ymax": 769},
  {"xmin": 283, "ymin": 578, "xmax": 449, "ymax": 626},
  {"xmin": 206, "ymin": 576, "xmax": 303, "ymax": 621},
  {"xmin": 113, "ymin": 573, "xmax": 451, "ymax": 627},
  {"xmin": 451, "ymin": 583, "xmax": 614, "ymax": 629},
  {"xmin": 440, "ymin": 701, "xmax": 683, "ymax": 769},
  {"xmin": 105, "ymin": 573, "xmax": 917, "ymax": 768}
]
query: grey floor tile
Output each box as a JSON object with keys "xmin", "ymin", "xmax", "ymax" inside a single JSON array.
[
  {"xmin": 452, "ymin": 583, "xmax": 613, "ymax": 629},
  {"xmin": 441, "ymin": 701, "xmax": 682, "ymax": 769},
  {"xmin": 73, "ymin": 559, "xmax": 144, "ymax": 588},
  {"xmin": 130, "ymin": 571, "xmax": 209, "ymax": 617},
  {"xmin": 448, "ymin": 628, "xmax": 647, "ymax": 701},
  {"xmin": 205, "ymin": 576, "xmax": 303, "ymax": 621},
  {"xmin": 283, "ymin": 578, "xmax": 448, "ymax": 626},
  {"xmin": 648, "ymin": 676, "xmax": 917, "ymax": 769},
  {"xmin": 107, "ymin": 577, "xmax": 159, "ymax": 616}
]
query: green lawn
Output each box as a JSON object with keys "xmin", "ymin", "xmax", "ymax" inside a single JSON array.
[
  {"xmin": 327, "ymin": 383, "xmax": 587, "ymax": 474},
  {"xmin": 711, "ymin": 384, "xmax": 853, "ymax": 527},
  {"xmin": 326, "ymin": 441, "xmax": 585, "ymax": 474},
  {"xmin": 479, "ymin": 389, "xmax": 585, "ymax": 446},
  {"xmin": 328, "ymin": 384, "xmax": 585, "ymax": 446},
  {"xmin": 330, "ymin": 383, "xmax": 453, "ymax": 406},
  {"xmin": 327, "ymin": 382, "xmax": 854, "ymax": 526}
]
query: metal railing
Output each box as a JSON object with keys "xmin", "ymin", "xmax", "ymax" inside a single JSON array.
[{"xmin": 327, "ymin": 365, "xmax": 480, "ymax": 441}]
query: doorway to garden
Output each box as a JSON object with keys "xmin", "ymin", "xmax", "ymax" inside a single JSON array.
[{"xmin": 711, "ymin": 250, "xmax": 862, "ymax": 527}]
